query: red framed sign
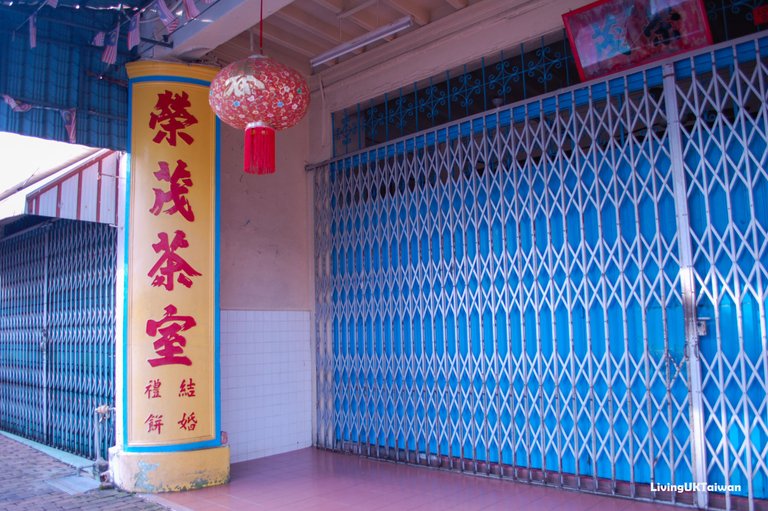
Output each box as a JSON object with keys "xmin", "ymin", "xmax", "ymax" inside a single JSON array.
[{"xmin": 563, "ymin": 0, "xmax": 713, "ymax": 81}]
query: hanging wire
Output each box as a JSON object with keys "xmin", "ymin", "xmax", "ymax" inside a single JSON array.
[{"xmin": 13, "ymin": 1, "xmax": 47, "ymax": 33}]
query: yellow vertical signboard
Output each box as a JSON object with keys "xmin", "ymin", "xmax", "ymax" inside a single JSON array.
[{"xmin": 125, "ymin": 62, "xmax": 220, "ymax": 450}]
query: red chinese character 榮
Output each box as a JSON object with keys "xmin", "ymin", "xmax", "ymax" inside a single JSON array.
[
  {"xmin": 146, "ymin": 304, "xmax": 195, "ymax": 367},
  {"xmin": 147, "ymin": 230, "xmax": 202, "ymax": 291},
  {"xmin": 144, "ymin": 379, "xmax": 161, "ymax": 399},
  {"xmin": 178, "ymin": 412, "xmax": 198, "ymax": 431},
  {"xmin": 179, "ymin": 378, "xmax": 196, "ymax": 397},
  {"xmin": 145, "ymin": 414, "xmax": 164, "ymax": 434},
  {"xmin": 149, "ymin": 160, "xmax": 195, "ymax": 222},
  {"xmin": 149, "ymin": 90, "xmax": 198, "ymax": 146}
]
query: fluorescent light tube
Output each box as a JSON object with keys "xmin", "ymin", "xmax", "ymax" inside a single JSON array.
[{"xmin": 310, "ymin": 16, "xmax": 413, "ymax": 68}]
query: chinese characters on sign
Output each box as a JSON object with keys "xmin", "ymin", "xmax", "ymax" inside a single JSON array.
[
  {"xmin": 129, "ymin": 76, "xmax": 216, "ymax": 443},
  {"xmin": 146, "ymin": 304, "xmax": 195, "ymax": 367},
  {"xmin": 178, "ymin": 412, "xmax": 198, "ymax": 431},
  {"xmin": 179, "ymin": 378, "xmax": 196, "ymax": 397},
  {"xmin": 150, "ymin": 160, "xmax": 195, "ymax": 222},
  {"xmin": 149, "ymin": 90, "xmax": 198, "ymax": 146},
  {"xmin": 143, "ymin": 89, "xmax": 202, "ymax": 437},
  {"xmin": 144, "ymin": 375, "xmax": 199, "ymax": 433},
  {"xmin": 148, "ymin": 230, "xmax": 201, "ymax": 290},
  {"xmin": 145, "ymin": 414, "xmax": 164, "ymax": 434},
  {"xmin": 145, "ymin": 379, "xmax": 161, "ymax": 399}
]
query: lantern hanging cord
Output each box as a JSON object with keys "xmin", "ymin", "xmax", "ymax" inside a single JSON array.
[{"xmin": 259, "ymin": 0, "xmax": 263, "ymax": 54}]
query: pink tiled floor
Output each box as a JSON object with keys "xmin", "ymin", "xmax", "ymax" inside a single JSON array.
[{"xmin": 152, "ymin": 448, "xmax": 675, "ymax": 511}]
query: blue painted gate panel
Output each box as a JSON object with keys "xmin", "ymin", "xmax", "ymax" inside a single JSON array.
[
  {"xmin": 315, "ymin": 33, "xmax": 768, "ymax": 509},
  {"xmin": 674, "ymin": 36, "xmax": 768, "ymax": 504},
  {"xmin": 316, "ymin": 65, "xmax": 693, "ymax": 496},
  {"xmin": 0, "ymin": 219, "xmax": 116, "ymax": 460}
]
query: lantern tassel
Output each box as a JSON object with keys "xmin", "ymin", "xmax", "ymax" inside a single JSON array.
[{"xmin": 244, "ymin": 124, "xmax": 275, "ymax": 175}]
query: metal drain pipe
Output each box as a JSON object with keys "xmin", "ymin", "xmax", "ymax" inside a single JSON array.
[{"xmin": 93, "ymin": 405, "xmax": 114, "ymax": 483}]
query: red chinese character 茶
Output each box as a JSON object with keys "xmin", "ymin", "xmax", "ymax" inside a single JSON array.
[
  {"xmin": 149, "ymin": 90, "xmax": 198, "ymax": 146},
  {"xmin": 149, "ymin": 160, "xmax": 195, "ymax": 222},
  {"xmin": 147, "ymin": 230, "xmax": 201, "ymax": 291},
  {"xmin": 179, "ymin": 378, "xmax": 196, "ymax": 397},
  {"xmin": 146, "ymin": 304, "xmax": 195, "ymax": 367},
  {"xmin": 178, "ymin": 412, "xmax": 197, "ymax": 431},
  {"xmin": 144, "ymin": 379, "xmax": 162, "ymax": 399},
  {"xmin": 145, "ymin": 414, "xmax": 164, "ymax": 434}
]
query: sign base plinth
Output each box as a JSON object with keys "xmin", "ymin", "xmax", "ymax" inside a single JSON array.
[{"xmin": 109, "ymin": 445, "xmax": 230, "ymax": 493}]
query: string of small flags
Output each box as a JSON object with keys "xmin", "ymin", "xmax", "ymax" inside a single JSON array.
[
  {"xmin": 25, "ymin": 0, "xmax": 57, "ymax": 49},
  {"xmin": 1, "ymin": 94, "xmax": 77, "ymax": 144},
  {"xmin": 91, "ymin": 15, "xmax": 139, "ymax": 64},
  {"xmin": 23, "ymin": 0, "xmax": 215, "ymax": 60},
  {"xmin": 127, "ymin": 12, "xmax": 140, "ymax": 49},
  {"xmin": 102, "ymin": 22, "xmax": 119, "ymax": 65},
  {"xmin": 155, "ymin": 0, "xmax": 180, "ymax": 32},
  {"xmin": 91, "ymin": 0, "xmax": 206, "ymax": 60}
]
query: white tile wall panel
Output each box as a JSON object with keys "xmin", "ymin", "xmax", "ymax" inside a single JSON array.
[{"xmin": 220, "ymin": 310, "xmax": 313, "ymax": 463}]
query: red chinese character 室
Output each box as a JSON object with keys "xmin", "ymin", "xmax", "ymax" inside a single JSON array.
[
  {"xmin": 146, "ymin": 304, "xmax": 195, "ymax": 367},
  {"xmin": 149, "ymin": 159, "xmax": 195, "ymax": 222},
  {"xmin": 149, "ymin": 90, "xmax": 198, "ymax": 146},
  {"xmin": 147, "ymin": 230, "xmax": 201, "ymax": 291}
]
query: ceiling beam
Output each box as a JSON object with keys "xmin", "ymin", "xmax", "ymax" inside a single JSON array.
[
  {"xmin": 384, "ymin": 0, "xmax": 429, "ymax": 25},
  {"xmin": 212, "ymin": 36, "xmax": 310, "ymax": 68},
  {"xmin": 261, "ymin": 23, "xmax": 327, "ymax": 58},
  {"xmin": 312, "ymin": 0, "xmax": 343, "ymax": 13},
  {"xmin": 344, "ymin": 13, "xmax": 380, "ymax": 32},
  {"xmin": 337, "ymin": 0, "xmax": 376, "ymax": 18},
  {"xmin": 445, "ymin": 0, "xmax": 468, "ymax": 9},
  {"xmin": 275, "ymin": 4, "xmax": 350, "ymax": 43},
  {"xmin": 315, "ymin": 0, "xmax": 385, "ymax": 33}
]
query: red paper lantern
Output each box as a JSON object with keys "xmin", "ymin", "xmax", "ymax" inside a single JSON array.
[{"xmin": 209, "ymin": 55, "xmax": 310, "ymax": 175}]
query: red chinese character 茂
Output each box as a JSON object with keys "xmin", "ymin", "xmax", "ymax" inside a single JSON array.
[
  {"xmin": 144, "ymin": 379, "xmax": 161, "ymax": 399},
  {"xmin": 147, "ymin": 230, "xmax": 202, "ymax": 291},
  {"xmin": 149, "ymin": 160, "xmax": 195, "ymax": 222},
  {"xmin": 145, "ymin": 414, "xmax": 164, "ymax": 434},
  {"xmin": 179, "ymin": 378, "xmax": 196, "ymax": 397},
  {"xmin": 178, "ymin": 412, "xmax": 197, "ymax": 431},
  {"xmin": 148, "ymin": 90, "xmax": 198, "ymax": 146},
  {"xmin": 145, "ymin": 304, "xmax": 196, "ymax": 367}
]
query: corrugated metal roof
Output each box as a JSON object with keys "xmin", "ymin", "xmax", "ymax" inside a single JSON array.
[
  {"xmin": 24, "ymin": 150, "xmax": 124, "ymax": 226},
  {"xmin": 0, "ymin": 132, "xmax": 98, "ymax": 197},
  {"xmin": 0, "ymin": 7, "xmax": 129, "ymax": 150}
]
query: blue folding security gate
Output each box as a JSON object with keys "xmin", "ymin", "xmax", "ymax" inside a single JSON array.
[
  {"xmin": 314, "ymin": 33, "xmax": 768, "ymax": 510},
  {"xmin": 0, "ymin": 219, "xmax": 116, "ymax": 460},
  {"xmin": 673, "ymin": 35, "xmax": 768, "ymax": 508}
]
